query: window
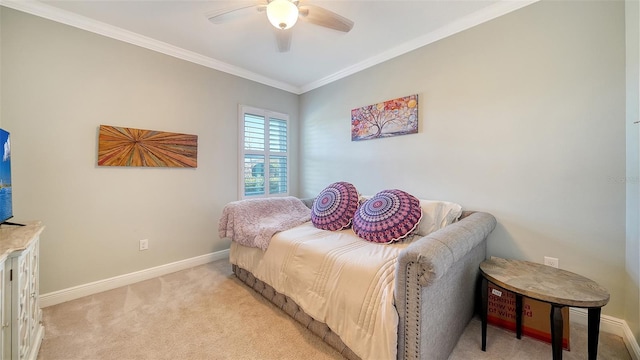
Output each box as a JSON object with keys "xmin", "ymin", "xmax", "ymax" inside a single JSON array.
[{"xmin": 239, "ymin": 105, "xmax": 289, "ymax": 198}]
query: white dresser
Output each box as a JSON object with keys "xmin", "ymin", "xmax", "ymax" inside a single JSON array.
[{"xmin": 0, "ymin": 223, "xmax": 44, "ymax": 360}]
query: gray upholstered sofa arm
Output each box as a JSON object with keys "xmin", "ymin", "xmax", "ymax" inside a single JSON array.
[
  {"xmin": 397, "ymin": 211, "xmax": 497, "ymax": 286},
  {"xmin": 395, "ymin": 211, "xmax": 497, "ymax": 360}
]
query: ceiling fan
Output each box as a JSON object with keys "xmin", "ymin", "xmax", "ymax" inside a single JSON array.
[{"xmin": 206, "ymin": 0, "xmax": 354, "ymax": 52}]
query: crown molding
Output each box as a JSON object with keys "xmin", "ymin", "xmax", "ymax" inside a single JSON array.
[
  {"xmin": 1, "ymin": 0, "xmax": 538, "ymax": 95},
  {"xmin": 0, "ymin": 0, "xmax": 301, "ymax": 94},
  {"xmin": 299, "ymin": 0, "xmax": 539, "ymax": 94}
]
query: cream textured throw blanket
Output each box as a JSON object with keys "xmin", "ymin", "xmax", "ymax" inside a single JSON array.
[
  {"xmin": 218, "ymin": 196, "xmax": 311, "ymax": 250},
  {"xmin": 230, "ymin": 222, "xmax": 418, "ymax": 360}
]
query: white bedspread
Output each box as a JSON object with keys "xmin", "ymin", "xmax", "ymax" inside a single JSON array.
[{"xmin": 229, "ymin": 222, "xmax": 417, "ymax": 360}]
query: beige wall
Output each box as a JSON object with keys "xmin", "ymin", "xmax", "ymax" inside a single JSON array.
[
  {"xmin": 626, "ymin": 0, "xmax": 640, "ymax": 345},
  {"xmin": 300, "ymin": 1, "xmax": 627, "ymax": 318},
  {"xmin": 0, "ymin": 8, "xmax": 299, "ymax": 294}
]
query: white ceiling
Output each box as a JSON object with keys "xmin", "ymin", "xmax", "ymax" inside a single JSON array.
[{"xmin": 1, "ymin": 0, "xmax": 536, "ymax": 94}]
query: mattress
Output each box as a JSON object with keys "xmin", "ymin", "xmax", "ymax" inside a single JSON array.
[{"xmin": 229, "ymin": 222, "xmax": 417, "ymax": 360}]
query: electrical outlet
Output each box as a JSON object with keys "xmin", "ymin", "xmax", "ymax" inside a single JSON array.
[
  {"xmin": 544, "ymin": 256, "xmax": 558, "ymax": 268},
  {"xmin": 139, "ymin": 239, "xmax": 149, "ymax": 251}
]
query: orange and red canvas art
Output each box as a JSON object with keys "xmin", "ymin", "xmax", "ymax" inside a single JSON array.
[{"xmin": 98, "ymin": 125, "xmax": 198, "ymax": 168}]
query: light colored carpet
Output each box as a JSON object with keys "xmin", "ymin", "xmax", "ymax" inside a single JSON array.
[{"xmin": 37, "ymin": 259, "xmax": 631, "ymax": 360}]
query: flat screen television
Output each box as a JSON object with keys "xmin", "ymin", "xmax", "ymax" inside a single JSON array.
[{"xmin": 0, "ymin": 128, "xmax": 21, "ymax": 226}]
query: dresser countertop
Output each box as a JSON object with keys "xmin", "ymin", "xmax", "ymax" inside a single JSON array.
[{"xmin": 0, "ymin": 221, "xmax": 44, "ymax": 263}]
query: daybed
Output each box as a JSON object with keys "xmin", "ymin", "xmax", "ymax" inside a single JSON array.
[{"xmin": 219, "ymin": 192, "xmax": 496, "ymax": 360}]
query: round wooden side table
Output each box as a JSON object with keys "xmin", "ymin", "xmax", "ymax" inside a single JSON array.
[{"xmin": 480, "ymin": 257, "xmax": 610, "ymax": 360}]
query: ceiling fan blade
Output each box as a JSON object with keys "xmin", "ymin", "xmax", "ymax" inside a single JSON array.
[
  {"xmin": 298, "ymin": 4, "xmax": 354, "ymax": 33},
  {"xmin": 206, "ymin": 3, "xmax": 265, "ymax": 24},
  {"xmin": 274, "ymin": 29, "xmax": 292, "ymax": 52}
]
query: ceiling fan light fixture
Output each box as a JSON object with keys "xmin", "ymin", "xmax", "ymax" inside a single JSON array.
[{"xmin": 266, "ymin": 0, "xmax": 299, "ymax": 30}]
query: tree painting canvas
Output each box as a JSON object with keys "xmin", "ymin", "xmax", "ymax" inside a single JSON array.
[
  {"xmin": 351, "ymin": 94, "xmax": 418, "ymax": 141},
  {"xmin": 98, "ymin": 125, "xmax": 198, "ymax": 167}
]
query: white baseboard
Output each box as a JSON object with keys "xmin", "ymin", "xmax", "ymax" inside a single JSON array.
[
  {"xmin": 40, "ymin": 249, "xmax": 230, "ymax": 308},
  {"xmin": 570, "ymin": 308, "xmax": 640, "ymax": 360}
]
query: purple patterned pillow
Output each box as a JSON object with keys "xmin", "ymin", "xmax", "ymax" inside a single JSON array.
[
  {"xmin": 353, "ymin": 189, "xmax": 423, "ymax": 243},
  {"xmin": 311, "ymin": 182, "xmax": 359, "ymax": 231}
]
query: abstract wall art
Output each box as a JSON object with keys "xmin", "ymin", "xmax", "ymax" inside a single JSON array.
[
  {"xmin": 351, "ymin": 94, "xmax": 418, "ymax": 141},
  {"xmin": 98, "ymin": 125, "xmax": 198, "ymax": 167}
]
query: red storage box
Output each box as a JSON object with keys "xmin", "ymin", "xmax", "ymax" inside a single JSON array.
[{"xmin": 487, "ymin": 283, "xmax": 570, "ymax": 350}]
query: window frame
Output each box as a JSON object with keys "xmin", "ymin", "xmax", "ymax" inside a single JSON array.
[{"xmin": 238, "ymin": 105, "xmax": 290, "ymax": 199}]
